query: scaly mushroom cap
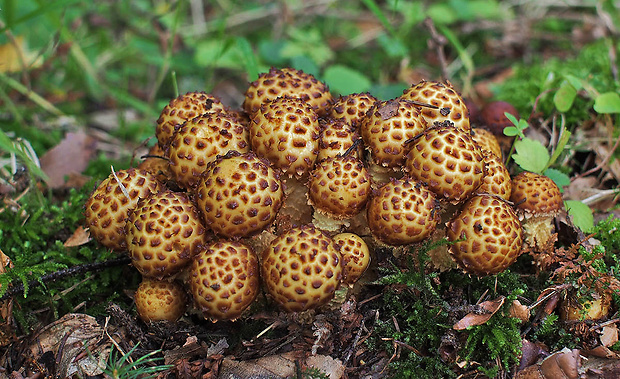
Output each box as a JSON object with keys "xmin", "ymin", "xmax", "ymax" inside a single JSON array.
[
  {"xmin": 85, "ymin": 168, "xmax": 163, "ymax": 251},
  {"xmin": 330, "ymin": 92, "xmax": 378, "ymax": 129},
  {"xmin": 317, "ymin": 119, "xmax": 361, "ymax": 162},
  {"xmin": 189, "ymin": 240, "xmax": 260, "ymax": 321},
  {"xmin": 367, "ymin": 178, "xmax": 440, "ymax": 246},
  {"xmin": 250, "ymin": 96, "xmax": 320, "ymax": 177},
  {"xmin": 446, "ymin": 194, "xmax": 523, "ymax": 275},
  {"xmin": 167, "ymin": 111, "xmax": 250, "ymax": 189},
  {"xmin": 138, "ymin": 144, "xmax": 172, "ymax": 183},
  {"xmin": 401, "ymin": 80, "xmax": 470, "ymax": 132},
  {"xmin": 134, "ymin": 278, "xmax": 187, "ymax": 323},
  {"xmin": 477, "ymin": 151, "xmax": 512, "ymax": 200},
  {"xmin": 360, "ymin": 99, "xmax": 428, "ymax": 169},
  {"xmin": 156, "ymin": 92, "xmax": 228, "ymax": 148},
  {"xmin": 243, "ymin": 67, "xmax": 332, "ymax": 117},
  {"xmin": 510, "ymin": 171, "xmax": 564, "ymax": 217},
  {"xmin": 333, "ymin": 233, "xmax": 370, "ymax": 285},
  {"xmin": 405, "ymin": 126, "xmax": 485, "ymax": 204},
  {"xmin": 262, "ymin": 225, "xmax": 342, "ymax": 312},
  {"xmin": 307, "ymin": 155, "xmax": 371, "ymax": 219},
  {"xmin": 471, "ymin": 128, "xmax": 503, "ymax": 158},
  {"xmin": 126, "ymin": 191, "xmax": 208, "ymax": 279},
  {"xmin": 195, "ymin": 152, "xmax": 284, "ymax": 239}
]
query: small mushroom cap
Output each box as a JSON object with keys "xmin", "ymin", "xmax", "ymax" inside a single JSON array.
[
  {"xmin": 480, "ymin": 101, "xmax": 519, "ymax": 136},
  {"xmin": 261, "ymin": 225, "xmax": 342, "ymax": 312},
  {"xmin": 134, "ymin": 278, "xmax": 187, "ymax": 323},
  {"xmin": 156, "ymin": 92, "xmax": 227, "ymax": 148},
  {"xmin": 189, "ymin": 240, "xmax": 260, "ymax": 321},
  {"xmin": 138, "ymin": 144, "xmax": 172, "ymax": 183},
  {"xmin": 477, "ymin": 151, "xmax": 512, "ymax": 200},
  {"xmin": 84, "ymin": 168, "xmax": 163, "ymax": 251},
  {"xmin": 243, "ymin": 67, "xmax": 332, "ymax": 117},
  {"xmin": 317, "ymin": 119, "xmax": 362, "ymax": 162},
  {"xmin": 167, "ymin": 111, "xmax": 250, "ymax": 189},
  {"xmin": 360, "ymin": 98, "xmax": 428, "ymax": 168},
  {"xmin": 307, "ymin": 155, "xmax": 371, "ymax": 219},
  {"xmin": 367, "ymin": 178, "xmax": 440, "ymax": 246},
  {"xmin": 446, "ymin": 194, "xmax": 523, "ymax": 275},
  {"xmin": 510, "ymin": 171, "xmax": 564, "ymax": 216},
  {"xmin": 333, "ymin": 233, "xmax": 371, "ymax": 285},
  {"xmin": 195, "ymin": 152, "xmax": 284, "ymax": 239},
  {"xmin": 471, "ymin": 128, "xmax": 503, "ymax": 158},
  {"xmin": 401, "ymin": 80, "xmax": 470, "ymax": 132},
  {"xmin": 250, "ymin": 96, "xmax": 321, "ymax": 177},
  {"xmin": 330, "ymin": 92, "xmax": 378, "ymax": 129},
  {"xmin": 126, "ymin": 190, "xmax": 208, "ymax": 279},
  {"xmin": 405, "ymin": 126, "xmax": 485, "ymax": 204}
]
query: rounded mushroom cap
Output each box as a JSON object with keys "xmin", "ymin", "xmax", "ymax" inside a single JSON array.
[
  {"xmin": 333, "ymin": 233, "xmax": 370, "ymax": 285},
  {"xmin": 250, "ymin": 96, "xmax": 321, "ymax": 177},
  {"xmin": 84, "ymin": 168, "xmax": 163, "ymax": 251},
  {"xmin": 471, "ymin": 127, "xmax": 502, "ymax": 159},
  {"xmin": 126, "ymin": 190, "xmax": 208, "ymax": 279},
  {"xmin": 189, "ymin": 240, "xmax": 260, "ymax": 321},
  {"xmin": 405, "ymin": 126, "xmax": 485, "ymax": 204},
  {"xmin": 308, "ymin": 155, "xmax": 371, "ymax": 219},
  {"xmin": 261, "ymin": 225, "xmax": 342, "ymax": 312},
  {"xmin": 510, "ymin": 171, "xmax": 564, "ymax": 216},
  {"xmin": 480, "ymin": 101, "xmax": 519, "ymax": 136},
  {"xmin": 367, "ymin": 178, "xmax": 440, "ymax": 246},
  {"xmin": 138, "ymin": 144, "xmax": 172, "ymax": 183},
  {"xmin": 134, "ymin": 278, "xmax": 187, "ymax": 323},
  {"xmin": 243, "ymin": 67, "xmax": 332, "ymax": 117},
  {"xmin": 194, "ymin": 152, "xmax": 284, "ymax": 239},
  {"xmin": 360, "ymin": 98, "xmax": 428, "ymax": 168},
  {"xmin": 401, "ymin": 80, "xmax": 470, "ymax": 132},
  {"xmin": 477, "ymin": 151, "xmax": 512, "ymax": 200},
  {"xmin": 156, "ymin": 92, "xmax": 227, "ymax": 148},
  {"xmin": 317, "ymin": 119, "xmax": 361, "ymax": 162},
  {"xmin": 446, "ymin": 194, "xmax": 523, "ymax": 275},
  {"xmin": 330, "ymin": 92, "xmax": 378, "ymax": 129},
  {"xmin": 167, "ymin": 111, "xmax": 250, "ymax": 189}
]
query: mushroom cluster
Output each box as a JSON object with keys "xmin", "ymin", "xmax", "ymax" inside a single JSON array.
[{"xmin": 85, "ymin": 67, "xmax": 564, "ymax": 322}]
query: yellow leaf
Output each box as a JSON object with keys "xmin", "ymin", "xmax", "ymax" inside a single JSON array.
[{"xmin": 0, "ymin": 36, "xmax": 42, "ymax": 73}]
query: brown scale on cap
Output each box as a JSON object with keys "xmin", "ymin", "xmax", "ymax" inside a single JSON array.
[
  {"xmin": 333, "ymin": 233, "xmax": 371, "ymax": 285},
  {"xmin": 243, "ymin": 67, "xmax": 332, "ymax": 117},
  {"xmin": 317, "ymin": 119, "xmax": 362, "ymax": 162},
  {"xmin": 189, "ymin": 240, "xmax": 260, "ymax": 321},
  {"xmin": 360, "ymin": 98, "xmax": 428, "ymax": 169},
  {"xmin": 85, "ymin": 168, "xmax": 163, "ymax": 251},
  {"xmin": 138, "ymin": 145, "xmax": 172, "ymax": 183},
  {"xmin": 167, "ymin": 111, "xmax": 250, "ymax": 189},
  {"xmin": 477, "ymin": 151, "xmax": 512, "ymax": 200},
  {"xmin": 250, "ymin": 96, "xmax": 320, "ymax": 177},
  {"xmin": 156, "ymin": 92, "xmax": 228, "ymax": 148},
  {"xmin": 446, "ymin": 194, "xmax": 523, "ymax": 275},
  {"xmin": 126, "ymin": 191, "xmax": 208, "ymax": 279},
  {"xmin": 194, "ymin": 152, "xmax": 284, "ymax": 239},
  {"xmin": 471, "ymin": 127, "xmax": 503, "ymax": 158},
  {"xmin": 307, "ymin": 155, "xmax": 371, "ymax": 220},
  {"xmin": 405, "ymin": 126, "xmax": 485, "ymax": 204},
  {"xmin": 367, "ymin": 178, "xmax": 440, "ymax": 246},
  {"xmin": 330, "ymin": 92, "xmax": 377, "ymax": 129},
  {"xmin": 261, "ymin": 224, "xmax": 342, "ymax": 312},
  {"xmin": 510, "ymin": 171, "xmax": 564, "ymax": 251},
  {"xmin": 401, "ymin": 80, "xmax": 470, "ymax": 133},
  {"xmin": 134, "ymin": 278, "xmax": 187, "ymax": 323}
]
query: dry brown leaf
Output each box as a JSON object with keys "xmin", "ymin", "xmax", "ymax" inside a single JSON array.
[
  {"xmin": 64, "ymin": 226, "xmax": 92, "ymax": 247},
  {"xmin": 0, "ymin": 36, "xmax": 42, "ymax": 73},
  {"xmin": 599, "ymin": 324, "xmax": 618, "ymax": 348},
  {"xmin": 218, "ymin": 352, "xmax": 344, "ymax": 379},
  {"xmin": 583, "ymin": 345, "xmax": 620, "ymax": 359},
  {"xmin": 40, "ymin": 131, "xmax": 97, "ymax": 189},
  {"xmin": 508, "ymin": 299, "xmax": 530, "ymax": 323},
  {"xmin": 453, "ymin": 296, "xmax": 505, "ymax": 330}
]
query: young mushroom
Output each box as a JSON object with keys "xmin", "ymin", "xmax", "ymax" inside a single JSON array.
[
  {"xmin": 188, "ymin": 240, "xmax": 260, "ymax": 321},
  {"xmin": 134, "ymin": 277, "xmax": 188, "ymax": 323},
  {"xmin": 333, "ymin": 233, "xmax": 371, "ymax": 285},
  {"xmin": 330, "ymin": 92, "xmax": 378, "ymax": 130}
]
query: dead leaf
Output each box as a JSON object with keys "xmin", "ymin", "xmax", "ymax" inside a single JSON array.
[
  {"xmin": 40, "ymin": 131, "xmax": 97, "ymax": 189},
  {"xmin": 453, "ymin": 296, "xmax": 505, "ymax": 330},
  {"xmin": 377, "ymin": 100, "xmax": 399, "ymax": 120},
  {"xmin": 508, "ymin": 299, "xmax": 530, "ymax": 323},
  {"xmin": 599, "ymin": 324, "xmax": 618, "ymax": 347},
  {"xmin": 64, "ymin": 226, "xmax": 91, "ymax": 247},
  {"xmin": 0, "ymin": 36, "xmax": 42, "ymax": 73}
]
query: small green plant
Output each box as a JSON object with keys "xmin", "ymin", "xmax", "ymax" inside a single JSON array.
[{"xmin": 104, "ymin": 344, "xmax": 172, "ymax": 379}]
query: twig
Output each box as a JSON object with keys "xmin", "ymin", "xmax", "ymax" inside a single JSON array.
[
  {"xmin": 0, "ymin": 256, "xmax": 132, "ymax": 301},
  {"xmin": 423, "ymin": 18, "xmax": 449, "ymax": 81},
  {"xmin": 573, "ymin": 121, "xmax": 620, "ymax": 180}
]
